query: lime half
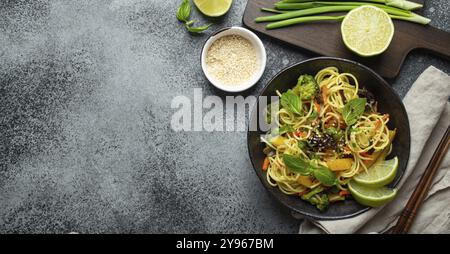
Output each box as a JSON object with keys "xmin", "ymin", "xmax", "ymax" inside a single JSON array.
[
  {"xmin": 348, "ymin": 180, "xmax": 397, "ymax": 207},
  {"xmin": 194, "ymin": 0, "xmax": 233, "ymax": 17},
  {"xmin": 353, "ymin": 157, "xmax": 398, "ymax": 188},
  {"xmin": 341, "ymin": 5, "xmax": 394, "ymax": 57}
]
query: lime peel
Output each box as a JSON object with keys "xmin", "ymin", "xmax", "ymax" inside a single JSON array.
[
  {"xmin": 193, "ymin": 0, "xmax": 233, "ymax": 17},
  {"xmin": 353, "ymin": 157, "xmax": 398, "ymax": 188},
  {"xmin": 341, "ymin": 5, "xmax": 395, "ymax": 57},
  {"xmin": 349, "ymin": 181, "xmax": 397, "ymax": 207}
]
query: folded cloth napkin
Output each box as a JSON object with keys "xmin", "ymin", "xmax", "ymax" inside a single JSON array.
[{"xmin": 294, "ymin": 66, "xmax": 450, "ymax": 234}]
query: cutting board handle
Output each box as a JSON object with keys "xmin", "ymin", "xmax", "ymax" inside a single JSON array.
[{"xmin": 414, "ymin": 26, "xmax": 450, "ymax": 60}]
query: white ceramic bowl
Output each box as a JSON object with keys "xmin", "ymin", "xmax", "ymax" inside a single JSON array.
[{"xmin": 201, "ymin": 26, "xmax": 267, "ymax": 93}]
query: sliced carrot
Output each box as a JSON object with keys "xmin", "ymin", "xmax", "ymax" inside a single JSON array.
[
  {"xmin": 295, "ymin": 131, "xmax": 307, "ymax": 138},
  {"xmin": 375, "ymin": 119, "xmax": 382, "ymax": 130},
  {"xmin": 314, "ymin": 101, "xmax": 321, "ymax": 113},
  {"xmin": 339, "ymin": 190, "xmax": 349, "ymax": 196},
  {"xmin": 262, "ymin": 157, "xmax": 270, "ymax": 171},
  {"xmin": 321, "ymin": 86, "xmax": 329, "ymax": 103},
  {"xmin": 360, "ymin": 151, "xmax": 370, "ymax": 157}
]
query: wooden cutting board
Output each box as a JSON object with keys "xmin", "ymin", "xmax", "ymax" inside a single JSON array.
[{"xmin": 242, "ymin": 0, "xmax": 450, "ymax": 78}]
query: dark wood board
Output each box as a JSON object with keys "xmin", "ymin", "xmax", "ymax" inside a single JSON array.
[{"xmin": 242, "ymin": 0, "xmax": 450, "ymax": 78}]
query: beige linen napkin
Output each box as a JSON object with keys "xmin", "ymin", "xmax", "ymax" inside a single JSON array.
[{"xmin": 295, "ymin": 66, "xmax": 450, "ymax": 234}]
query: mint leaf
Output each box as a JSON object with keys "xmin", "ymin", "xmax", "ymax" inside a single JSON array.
[
  {"xmin": 280, "ymin": 89, "xmax": 302, "ymax": 115},
  {"xmin": 313, "ymin": 165, "xmax": 338, "ymax": 186},
  {"xmin": 176, "ymin": 0, "xmax": 191, "ymax": 23},
  {"xmin": 283, "ymin": 154, "xmax": 338, "ymax": 186},
  {"xmin": 186, "ymin": 22, "xmax": 211, "ymax": 33},
  {"xmin": 282, "ymin": 154, "xmax": 312, "ymax": 175},
  {"xmin": 342, "ymin": 98, "xmax": 366, "ymax": 126}
]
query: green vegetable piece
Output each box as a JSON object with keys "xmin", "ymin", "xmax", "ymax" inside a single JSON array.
[
  {"xmin": 308, "ymin": 108, "xmax": 318, "ymax": 120},
  {"xmin": 325, "ymin": 127, "xmax": 344, "ymax": 140},
  {"xmin": 282, "ymin": 154, "xmax": 311, "ymax": 175},
  {"xmin": 301, "ymin": 187, "xmax": 329, "ymax": 211},
  {"xmin": 186, "ymin": 22, "xmax": 211, "ymax": 33},
  {"xmin": 342, "ymin": 98, "xmax": 367, "ymax": 126},
  {"xmin": 280, "ymin": 89, "xmax": 302, "ymax": 115},
  {"xmin": 297, "ymin": 141, "xmax": 307, "ymax": 149},
  {"xmin": 312, "ymin": 165, "xmax": 338, "ymax": 186},
  {"xmin": 315, "ymin": 194, "xmax": 329, "ymax": 211},
  {"xmin": 301, "ymin": 186, "xmax": 325, "ymax": 200},
  {"xmin": 177, "ymin": 0, "xmax": 191, "ymax": 23},
  {"xmin": 278, "ymin": 125, "xmax": 295, "ymax": 135},
  {"xmin": 293, "ymin": 74, "xmax": 319, "ymax": 100}
]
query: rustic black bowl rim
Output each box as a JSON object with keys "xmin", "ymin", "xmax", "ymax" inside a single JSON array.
[{"xmin": 247, "ymin": 56, "xmax": 411, "ymax": 220}]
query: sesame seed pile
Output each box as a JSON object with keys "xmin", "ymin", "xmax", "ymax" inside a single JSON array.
[{"xmin": 206, "ymin": 35, "xmax": 258, "ymax": 86}]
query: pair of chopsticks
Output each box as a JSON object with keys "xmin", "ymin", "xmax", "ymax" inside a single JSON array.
[{"xmin": 390, "ymin": 125, "xmax": 450, "ymax": 234}]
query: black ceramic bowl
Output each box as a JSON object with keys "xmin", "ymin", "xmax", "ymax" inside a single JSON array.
[{"xmin": 247, "ymin": 57, "xmax": 410, "ymax": 220}]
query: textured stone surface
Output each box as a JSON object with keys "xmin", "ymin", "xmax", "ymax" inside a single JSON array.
[{"xmin": 0, "ymin": 0, "xmax": 448, "ymax": 233}]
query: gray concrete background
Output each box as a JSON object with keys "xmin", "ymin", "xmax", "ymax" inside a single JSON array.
[{"xmin": 0, "ymin": 0, "xmax": 449, "ymax": 233}]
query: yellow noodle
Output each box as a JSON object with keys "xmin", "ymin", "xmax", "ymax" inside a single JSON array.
[{"xmin": 262, "ymin": 67, "xmax": 395, "ymax": 199}]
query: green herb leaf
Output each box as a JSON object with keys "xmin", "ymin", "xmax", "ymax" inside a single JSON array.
[
  {"xmin": 186, "ymin": 22, "xmax": 211, "ymax": 33},
  {"xmin": 342, "ymin": 98, "xmax": 367, "ymax": 126},
  {"xmin": 325, "ymin": 127, "xmax": 343, "ymax": 140},
  {"xmin": 297, "ymin": 141, "xmax": 307, "ymax": 149},
  {"xmin": 308, "ymin": 108, "xmax": 318, "ymax": 120},
  {"xmin": 278, "ymin": 125, "xmax": 295, "ymax": 135},
  {"xmin": 282, "ymin": 154, "xmax": 311, "ymax": 175},
  {"xmin": 280, "ymin": 89, "xmax": 302, "ymax": 115},
  {"xmin": 313, "ymin": 165, "xmax": 338, "ymax": 186},
  {"xmin": 177, "ymin": 0, "xmax": 191, "ymax": 23}
]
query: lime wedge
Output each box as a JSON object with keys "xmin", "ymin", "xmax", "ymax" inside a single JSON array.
[
  {"xmin": 341, "ymin": 5, "xmax": 394, "ymax": 57},
  {"xmin": 348, "ymin": 180, "xmax": 397, "ymax": 207},
  {"xmin": 193, "ymin": 0, "xmax": 233, "ymax": 17},
  {"xmin": 353, "ymin": 157, "xmax": 398, "ymax": 188}
]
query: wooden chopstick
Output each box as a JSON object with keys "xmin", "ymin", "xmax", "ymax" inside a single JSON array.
[{"xmin": 390, "ymin": 125, "xmax": 450, "ymax": 234}]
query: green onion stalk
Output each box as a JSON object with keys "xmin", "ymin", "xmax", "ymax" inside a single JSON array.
[
  {"xmin": 255, "ymin": 5, "xmax": 410, "ymax": 22},
  {"xmin": 261, "ymin": 8, "xmax": 288, "ymax": 14},
  {"xmin": 274, "ymin": 1, "xmax": 417, "ymax": 13},
  {"xmin": 266, "ymin": 15, "xmax": 345, "ymax": 29},
  {"xmin": 256, "ymin": 5, "xmax": 430, "ymax": 26},
  {"xmin": 264, "ymin": 13, "xmax": 430, "ymax": 29},
  {"xmin": 278, "ymin": 0, "xmax": 422, "ymax": 11},
  {"xmin": 274, "ymin": 2, "xmax": 414, "ymax": 17}
]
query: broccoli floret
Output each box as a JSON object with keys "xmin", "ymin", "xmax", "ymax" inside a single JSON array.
[
  {"xmin": 301, "ymin": 186, "xmax": 330, "ymax": 211},
  {"xmin": 314, "ymin": 194, "xmax": 329, "ymax": 212},
  {"xmin": 324, "ymin": 127, "xmax": 344, "ymax": 141},
  {"xmin": 293, "ymin": 74, "xmax": 319, "ymax": 100}
]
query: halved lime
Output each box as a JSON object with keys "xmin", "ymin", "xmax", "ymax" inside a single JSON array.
[
  {"xmin": 353, "ymin": 157, "xmax": 398, "ymax": 188},
  {"xmin": 341, "ymin": 5, "xmax": 394, "ymax": 57},
  {"xmin": 348, "ymin": 180, "xmax": 397, "ymax": 207},
  {"xmin": 193, "ymin": 0, "xmax": 233, "ymax": 17}
]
